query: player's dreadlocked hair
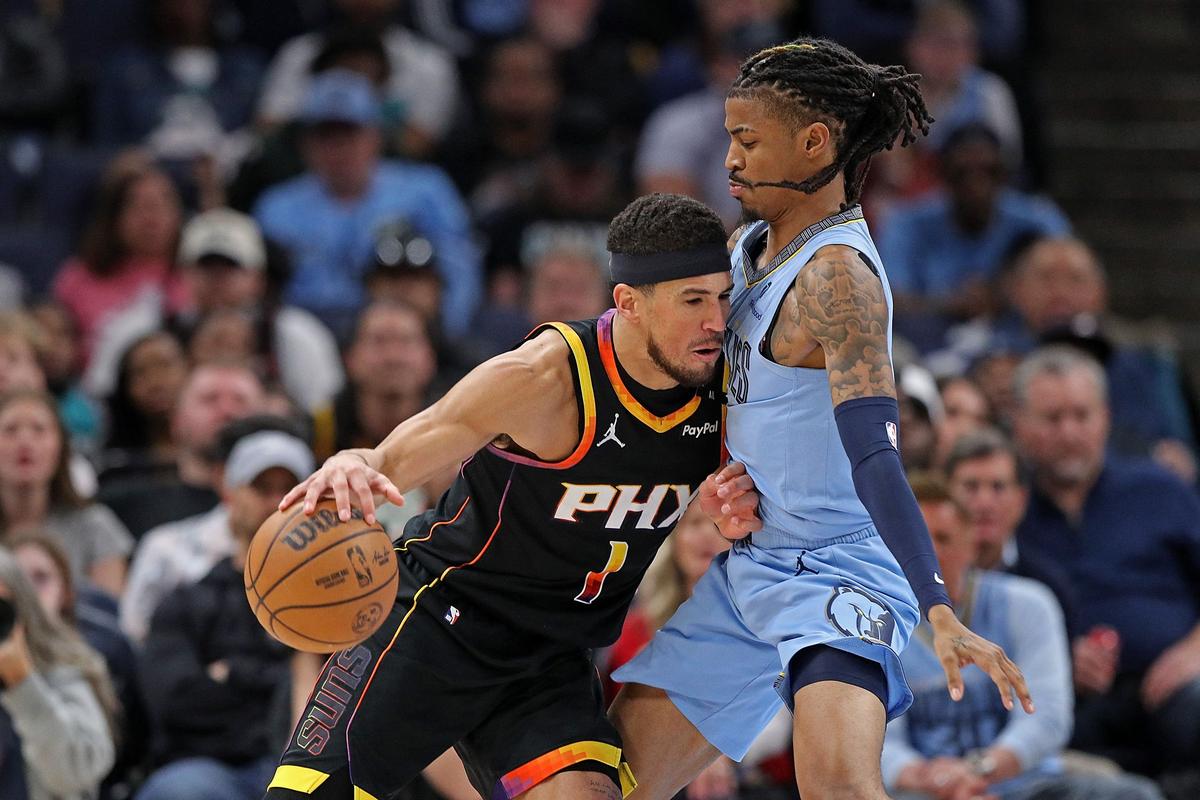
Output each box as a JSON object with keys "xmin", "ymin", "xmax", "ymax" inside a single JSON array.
[
  {"xmin": 607, "ymin": 193, "xmax": 727, "ymax": 256},
  {"xmin": 729, "ymin": 37, "xmax": 934, "ymax": 207}
]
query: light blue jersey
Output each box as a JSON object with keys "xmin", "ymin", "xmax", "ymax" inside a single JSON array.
[
  {"xmin": 615, "ymin": 206, "xmax": 918, "ymax": 760},
  {"xmin": 725, "ymin": 207, "xmax": 892, "ymax": 542}
]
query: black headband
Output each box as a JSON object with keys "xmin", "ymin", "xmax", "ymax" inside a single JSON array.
[{"xmin": 608, "ymin": 245, "xmax": 730, "ymax": 285}]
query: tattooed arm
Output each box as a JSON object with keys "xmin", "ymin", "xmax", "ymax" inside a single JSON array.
[{"xmin": 792, "ymin": 245, "xmax": 1034, "ymax": 713}]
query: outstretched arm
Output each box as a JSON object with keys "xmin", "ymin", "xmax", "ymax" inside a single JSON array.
[
  {"xmin": 795, "ymin": 245, "xmax": 1033, "ymax": 713},
  {"xmin": 280, "ymin": 332, "xmax": 577, "ymax": 523}
]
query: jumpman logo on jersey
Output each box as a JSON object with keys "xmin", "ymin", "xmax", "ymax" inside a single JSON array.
[{"xmin": 597, "ymin": 413, "xmax": 625, "ymax": 448}]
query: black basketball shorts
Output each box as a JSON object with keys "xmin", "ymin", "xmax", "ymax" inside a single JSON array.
[{"xmin": 264, "ymin": 553, "xmax": 632, "ymax": 800}]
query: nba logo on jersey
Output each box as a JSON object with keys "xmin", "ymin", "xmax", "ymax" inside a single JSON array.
[
  {"xmin": 886, "ymin": 421, "xmax": 898, "ymax": 451},
  {"xmin": 444, "ymin": 606, "xmax": 460, "ymax": 625}
]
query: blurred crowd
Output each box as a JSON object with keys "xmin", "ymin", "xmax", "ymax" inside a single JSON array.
[{"xmin": 0, "ymin": 0, "xmax": 1197, "ymax": 799}]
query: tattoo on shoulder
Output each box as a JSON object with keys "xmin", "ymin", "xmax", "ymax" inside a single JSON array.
[
  {"xmin": 727, "ymin": 223, "xmax": 750, "ymax": 254},
  {"xmin": 795, "ymin": 250, "xmax": 895, "ymax": 405}
]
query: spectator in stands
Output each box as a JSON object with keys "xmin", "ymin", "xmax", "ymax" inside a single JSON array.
[
  {"xmin": 28, "ymin": 302, "xmax": 101, "ymax": 457},
  {"xmin": 526, "ymin": 247, "xmax": 610, "ymax": 327},
  {"xmin": 0, "ymin": 312, "xmax": 47, "ymax": 396},
  {"xmin": 524, "ymin": 0, "xmax": 645, "ymax": 137},
  {"xmin": 945, "ymin": 428, "xmax": 1078, "ymax": 638},
  {"xmin": 1013, "ymin": 347, "xmax": 1200, "ymax": 775},
  {"xmin": 311, "ymin": 303, "xmax": 445, "ymax": 530},
  {"xmin": 0, "ymin": 546, "xmax": 118, "ymax": 800},
  {"xmin": 934, "ymin": 376, "xmax": 993, "ymax": 468},
  {"xmin": 256, "ymin": 0, "xmax": 459, "ymax": 156},
  {"xmin": 860, "ymin": 0, "xmax": 1025, "ymax": 227},
  {"xmin": 135, "ymin": 425, "xmax": 309, "ymax": 800},
  {"xmin": 364, "ymin": 220, "xmax": 485, "ymax": 381},
  {"xmin": 312, "ymin": 301, "xmax": 436, "ymax": 460},
  {"xmin": 907, "ymin": 1, "xmax": 1023, "ymax": 165},
  {"xmin": 11, "ymin": 530, "xmax": 148, "ymax": 799},
  {"xmin": 880, "ymin": 125, "xmax": 1069, "ymax": 350},
  {"xmin": 883, "ymin": 476, "xmax": 1162, "ymax": 800},
  {"xmin": 1009, "ymin": 238, "xmax": 1192, "ymax": 472},
  {"xmin": 452, "ymin": 36, "xmax": 562, "ymax": 211},
  {"xmin": 0, "ymin": 11, "xmax": 71, "ymax": 132},
  {"xmin": 254, "ymin": 69, "xmax": 480, "ymax": 340},
  {"xmin": 175, "ymin": 208, "xmax": 343, "ymax": 412},
  {"xmin": 103, "ymin": 329, "xmax": 190, "ymax": 474},
  {"xmin": 228, "ymin": 24, "xmax": 395, "ymax": 211},
  {"xmin": 121, "ymin": 416, "xmax": 309, "ymax": 645},
  {"xmin": 897, "ymin": 368, "xmax": 942, "ymax": 473},
  {"xmin": 52, "ymin": 156, "xmax": 190, "ymax": 369},
  {"xmin": 92, "ymin": 0, "xmax": 264, "ymax": 153},
  {"xmin": 0, "ymin": 390, "xmax": 132, "ymax": 597},
  {"xmin": 98, "ymin": 362, "xmax": 264, "ymax": 539},
  {"xmin": 636, "ymin": 21, "xmax": 778, "ymax": 228},
  {"xmin": 476, "ymin": 100, "xmax": 625, "ymax": 308}
]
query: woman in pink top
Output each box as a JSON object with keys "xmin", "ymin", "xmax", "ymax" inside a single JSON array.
[{"xmin": 53, "ymin": 156, "xmax": 190, "ymax": 368}]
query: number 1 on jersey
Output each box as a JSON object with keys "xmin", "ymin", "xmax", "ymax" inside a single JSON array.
[{"xmin": 575, "ymin": 541, "xmax": 628, "ymax": 605}]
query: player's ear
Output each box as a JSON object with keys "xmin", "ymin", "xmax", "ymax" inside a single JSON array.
[
  {"xmin": 801, "ymin": 121, "xmax": 833, "ymax": 161},
  {"xmin": 613, "ymin": 283, "xmax": 644, "ymax": 323}
]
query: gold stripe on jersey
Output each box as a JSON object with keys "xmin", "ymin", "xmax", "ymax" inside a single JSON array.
[{"xmin": 597, "ymin": 312, "xmax": 701, "ymax": 433}]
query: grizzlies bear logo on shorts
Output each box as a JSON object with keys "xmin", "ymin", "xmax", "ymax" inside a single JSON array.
[{"xmin": 825, "ymin": 584, "xmax": 897, "ymax": 648}]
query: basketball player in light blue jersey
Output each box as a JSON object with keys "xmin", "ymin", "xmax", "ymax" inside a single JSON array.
[{"xmin": 611, "ymin": 38, "xmax": 1035, "ymax": 800}]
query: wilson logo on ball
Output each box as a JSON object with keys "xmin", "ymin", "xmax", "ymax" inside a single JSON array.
[{"xmin": 282, "ymin": 508, "xmax": 364, "ymax": 551}]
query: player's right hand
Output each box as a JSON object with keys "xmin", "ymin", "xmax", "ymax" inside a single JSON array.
[
  {"xmin": 699, "ymin": 462, "xmax": 762, "ymax": 540},
  {"xmin": 278, "ymin": 449, "xmax": 406, "ymax": 526}
]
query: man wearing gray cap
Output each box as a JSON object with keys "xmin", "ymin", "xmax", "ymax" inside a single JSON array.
[
  {"xmin": 254, "ymin": 69, "xmax": 480, "ymax": 341},
  {"xmin": 121, "ymin": 416, "xmax": 312, "ymax": 643},
  {"xmin": 137, "ymin": 417, "xmax": 315, "ymax": 800},
  {"xmin": 177, "ymin": 208, "xmax": 344, "ymax": 411}
]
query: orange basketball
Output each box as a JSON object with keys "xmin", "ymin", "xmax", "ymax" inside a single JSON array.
[{"xmin": 245, "ymin": 500, "xmax": 397, "ymax": 653}]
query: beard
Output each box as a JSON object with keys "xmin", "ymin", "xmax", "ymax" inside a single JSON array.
[
  {"xmin": 646, "ymin": 331, "xmax": 720, "ymax": 388},
  {"xmin": 739, "ymin": 204, "xmax": 762, "ymax": 226}
]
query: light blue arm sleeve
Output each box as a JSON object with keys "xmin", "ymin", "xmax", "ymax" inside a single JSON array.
[
  {"xmin": 880, "ymin": 710, "xmax": 924, "ymax": 790},
  {"xmin": 992, "ymin": 577, "xmax": 1073, "ymax": 767}
]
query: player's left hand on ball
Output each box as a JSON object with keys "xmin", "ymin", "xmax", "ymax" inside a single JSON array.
[
  {"xmin": 699, "ymin": 462, "xmax": 762, "ymax": 540},
  {"xmin": 929, "ymin": 605, "xmax": 1034, "ymax": 714}
]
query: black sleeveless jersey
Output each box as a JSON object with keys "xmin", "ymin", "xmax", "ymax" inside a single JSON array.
[{"xmin": 399, "ymin": 309, "xmax": 725, "ymax": 648}]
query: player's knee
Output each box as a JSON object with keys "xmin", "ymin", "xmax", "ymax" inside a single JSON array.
[{"xmin": 794, "ymin": 772, "xmax": 885, "ymax": 800}]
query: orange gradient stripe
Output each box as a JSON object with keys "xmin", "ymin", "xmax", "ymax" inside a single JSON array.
[{"xmin": 597, "ymin": 311, "xmax": 700, "ymax": 433}]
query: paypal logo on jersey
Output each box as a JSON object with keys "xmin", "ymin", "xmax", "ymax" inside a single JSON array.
[{"xmin": 682, "ymin": 421, "xmax": 718, "ymax": 438}]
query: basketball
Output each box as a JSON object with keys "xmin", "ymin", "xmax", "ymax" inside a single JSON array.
[{"xmin": 244, "ymin": 500, "xmax": 397, "ymax": 653}]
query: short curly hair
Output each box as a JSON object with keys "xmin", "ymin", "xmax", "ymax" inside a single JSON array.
[{"xmin": 606, "ymin": 193, "xmax": 727, "ymax": 256}]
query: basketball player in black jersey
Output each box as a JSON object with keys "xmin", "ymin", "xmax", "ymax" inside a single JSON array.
[{"xmin": 264, "ymin": 193, "xmax": 761, "ymax": 800}]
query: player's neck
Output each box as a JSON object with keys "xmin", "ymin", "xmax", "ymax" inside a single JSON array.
[
  {"xmin": 611, "ymin": 313, "xmax": 678, "ymax": 390},
  {"xmin": 761, "ymin": 179, "xmax": 848, "ymax": 265}
]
